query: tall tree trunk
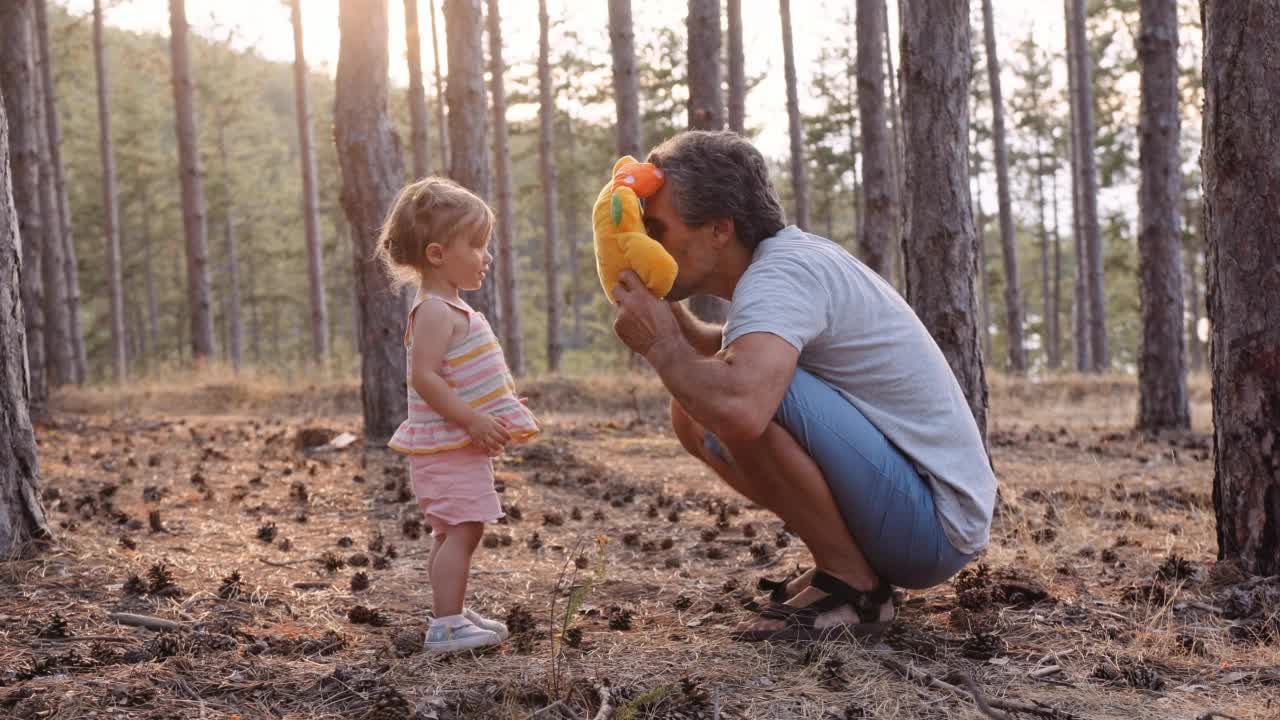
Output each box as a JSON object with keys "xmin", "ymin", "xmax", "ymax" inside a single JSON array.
[
  {"xmin": 141, "ymin": 188, "xmax": 159, "ymax": 359},
  {"xmin": 564, "ymin": 117, "xmax": 585, "ymax": 348},
  {"xmin": 0, "ymin": 92, "xmax": 53, "ymax": 557},
  {"xmin": 780, "ymin": 0, "xmax": 809, "ymax": 230},
  {"xmin": 1136, "ymin": 0, "xmax": 1188, "ymax": 431},
  {"xmin": 34, "ymin": 60, "xmax": 70, "ymax": 388},
  {"xmin": 856, "ymin": 0, "xmax": 895, "ymax": 280},
  {"xmin": 215, "ymin": 123, "xmax": 243, "ymax": 371},
  {"xmin": 1185, "ymin": 241, "xmax": 1203, "ymax": 372},
  {"xmin": 1203, "ymin": 0, "xmax": 1280, "ymax": 577},
  {"xmin": 488, "ymin": 0, "xmax": 523, "ymax": 375},
  {"xmin": 444, "ymin": 0, "xmax": 497, "ymax": 323},
  {"xmin": 538, "ymin": 0, "xmax": 562, "ymax": 373},
  {"xmin": 1049, "ymin": 164, "xmax": 1063, "ymax": 369},
  {"xmin": 608, "ymin": 0, "xmax": 643, "ymax": 158},
  {"xmin": 1064, "ymin": 0, "xmax": 1091, "ymax": 371},
  {"xmin": 970, "ymin": 109, "xmax": 993, "ymax": 363},
  {"xmin": 335, "ymin": 0, "xmax": 407, "ymax": 442},
  {"xmin": 290, "ymin": 0, "xmax": 332, "ymax": 363},
  {"xmin": 1068, "ymin": 0, "xmax": 1108, "ymax": 371},
  {"xmin": 36, "ymin": 0, "xmax": 83, "ymax": 384},
  {"xmin": 429, "ymin": 0, "xmax": 449, "ymax": 173},
  {"xmin": 980, "ymin": 0, "xmax": 1026, "ymax": 373},
  {"xmin": 686, "ymin": 0, "xmax": 728, "ymax": 323},
  {"xmin": 168, "ymin": 0, "xmax": 216, "ymax": 360},
  {"xmin": 687, "ymin": 0, "xmax": 723, "ymax": 131},
  {"xmin": 0, "ymin": 0, "xmax": 47, "ymax": 417},
  {"xmin": 93, "ymin": 0, "xmax": 126, "ymax": 381},
  {"xmin": 900, "ymin": 0, "xmax": 987, "ymax": 441},
  {"xmin": 1035, "ymin": 141, "xmax": 1053, "ymax": 370},
  {"xmin": 404, "ymin": 0, "xmax": 432, "ymax": 179},
  {"xmin": 726, "ymin": 0, "xmax": 745, "ymax": 134},
  {"xmin": 884, "ymin": 0, "xmax": 905, "ymax": 288}
]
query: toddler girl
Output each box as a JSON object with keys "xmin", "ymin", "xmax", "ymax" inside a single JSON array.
[{"xmin": 377, "ymin": 177, "xmax": 539, "ymax": 653}]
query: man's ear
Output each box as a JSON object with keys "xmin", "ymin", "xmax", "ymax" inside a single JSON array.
[{"xmin": 711, "ymin": 217, "xmax": 736, "ymax": 248}]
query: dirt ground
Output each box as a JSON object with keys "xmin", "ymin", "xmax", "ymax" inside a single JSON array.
[{"xmin": 2, "ymin": 372, "xmax": 1278, "ymax": 720}]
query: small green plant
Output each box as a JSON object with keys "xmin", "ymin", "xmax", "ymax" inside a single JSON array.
[
  {"xmin": 615, "ymin": 684, "xmax": 675, "ymax": 720},
  {"xmin": 549, "ymin": 535, "xmax": 609, "ymax": 699}
]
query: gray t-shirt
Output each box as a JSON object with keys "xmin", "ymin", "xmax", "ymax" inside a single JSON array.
[{"xmin": 722, "ymin": 225, "xmax": 996, "ymax": 554}]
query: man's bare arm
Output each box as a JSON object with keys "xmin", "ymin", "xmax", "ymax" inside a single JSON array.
[
  {"xmin": 646, "ymin": 331, "xmax": 799, "ymax": 444},
  {"xmin": 669, "ymin": 300, "xmax": 724, "ymax": 357}
]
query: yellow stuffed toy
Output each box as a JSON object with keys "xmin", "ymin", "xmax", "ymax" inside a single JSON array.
[{"xmin": 592, "ymin": 156, "xmax": 679, "ymax": 302}]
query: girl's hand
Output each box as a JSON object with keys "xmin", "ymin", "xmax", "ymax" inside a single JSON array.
[{"xmin": 466, "ymin": 414, "xmax": 512, "ymax": 456}]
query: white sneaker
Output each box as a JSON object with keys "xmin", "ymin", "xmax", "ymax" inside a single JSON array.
[
  {"xmin": 423, "ymin": 618, "xmax": 500, "ymax": 654},
  {"xmin": 464, "ymin": 608, "xmax": 510, "ymax": 640}
]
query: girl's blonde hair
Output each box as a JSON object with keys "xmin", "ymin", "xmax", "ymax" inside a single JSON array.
[{"xmin": 375, "ymin": 176, "xmax": 495, "ymax": 287}]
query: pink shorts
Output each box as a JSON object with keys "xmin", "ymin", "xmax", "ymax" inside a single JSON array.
[{"xmin": 408, "ymin": 445, "xmax": 504, "ymax": 531}]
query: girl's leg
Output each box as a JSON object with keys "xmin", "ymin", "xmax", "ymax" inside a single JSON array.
[{"xmin": 428, "ymin": 520, "xmax": 484, "ymax": 617}]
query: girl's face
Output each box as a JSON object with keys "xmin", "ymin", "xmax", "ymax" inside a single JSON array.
[{"xmin": 430, "ymin": 227, "xmax": 493, "ymax": 291}]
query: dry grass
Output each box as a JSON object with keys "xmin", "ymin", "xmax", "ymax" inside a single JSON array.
[{"xmin": 6, "ymin": 370, "xmax": 1276, "ymax": 720}]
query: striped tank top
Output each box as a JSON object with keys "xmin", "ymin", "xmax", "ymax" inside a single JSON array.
[{"xmin": 388, "ymin": 295, "xmax": 539, "ymax": 455}]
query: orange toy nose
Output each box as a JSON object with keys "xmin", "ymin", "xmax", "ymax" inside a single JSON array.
[{"xmin": 612, "ymin": 162, "xmax": 665, "ymax": 199}]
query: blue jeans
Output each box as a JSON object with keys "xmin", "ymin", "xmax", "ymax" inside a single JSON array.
[{"xmin": 704, "ymin": 368, "xmax": 973, "ymax": 589}]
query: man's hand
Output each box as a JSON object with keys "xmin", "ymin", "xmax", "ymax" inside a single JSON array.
[{"xmin": 612, "ymin": 270, "xmax": 682, "ymax": 359}]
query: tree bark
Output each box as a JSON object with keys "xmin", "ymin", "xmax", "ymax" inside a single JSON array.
[
  {"xmin": 687, "ymin": 0, "xmax": 723, "ymax": 132},
  {"xmin": 1185, "ymin": 241, "xmax": 1203, "ymax": 372},
  {"xmin": 215, "ymin": 123, "xmax": 243, "ymax": 371},
  {"xmin": 856, "ymin": 0, "xmax": 895, "ymax": 280},
  {"xmin": 1064, "ymin": 0, "xmax": 1091, "ymax": 371},
  {"xmin": 538, "ymin": 0, "xmax": 562, "ymax": 372},
  {"xmin": 780, "ymin": 0, "xmax": 809, "ymax": 230},
  {"xmin": 290, "ymin": 0, "xmax": 332, "ymax": 363},
  {"xmin": 1068, "ymin": 0, "xmax": 1108, "ymax": 371},
  {"xmin": 405, "ymin": 0, "xmax": 432, "ymax": 179},
  {"xmin": 488, "ymin": 0, "xmax": 523, "ymax": 375},
  {"xmin": 1035, "ymin": 138, "xmax": 1053, "ymax": 370},
  {"xmin": 608, "ymin": 0, "xmax": 643, "ymax": 158},
  {"xmin": 0, "ymin": 0, "xmax": 47, "ymax": 417},
  {"xmin": 168, "ymin": 0, "xmax": 216, "ymax": 361},
  {"xmin": 335, "ymin": 0, "xmax": 408, "ymax": 443},
  {"xmin": 1049, "ymin": 163, "xmax": 1063, "ymax": 369},
  {"xmin": 980, "ymin": 0, "xmax": 1026, "ymax": 373},
  {"xmin": 686, "ymin": 0, "xmax": 728, "ymax": 323},
  {"xmin": 884, "ymin": 0, "xmax": 905, "ymax": 288},
  {"xmin": 93, "ymin": 0, "xmax": 126, "ymax": 381},
  {"xmin": 1136, "ymin": 0, "xmax": 1188, "ymax": 431},
  {"xmin": 444, "ymin": 0, "xmax": 497, "ymax": 323},
  {"xmin": 1203, "ymin": 0, "xmax": 1280, "ymax": 576},
  {"xmin": 900, "ymin": 0, "xmax": 987, "ymax": 441},
  {"xmin": 33, "ymin": 51, "xmax": 70, "ymax": 388},
  {"xmin": 141, "ymin": 188, "xmax": 159, "ymax": 359},
  {"xmin": 35, "ymin": 0, "xmax": 81, "ymax": 385},
  {"xmin": 0, "ymin": 86, "xmax": 53, "ymax": 558},
  {"xmin": 726, "ymin": 0, "xmax": 745, "ymax": 134},
  {"xmin": 429, "ymin": 0, "xmax": 449, "ymax": 173}
]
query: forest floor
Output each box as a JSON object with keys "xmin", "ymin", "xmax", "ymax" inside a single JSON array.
[{"xmin": 2, "ymin": 370, "xmax": 1278, "ymax": 720}]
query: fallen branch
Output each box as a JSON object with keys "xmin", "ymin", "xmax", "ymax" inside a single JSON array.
[
  {"xmin": 879, "ymin": 657, "xmax": 1078, "ymax": 720},
  {"xmin": 258, "ymin": 557, "xmax": 312, "ymax": 568},
  {"xmin": 109, "ymin": 612, "xmax": 183, "ymax": 632},
  {"xmin": 1196, "ymin": 712, "xmax": 1243, "ymax": 720}
]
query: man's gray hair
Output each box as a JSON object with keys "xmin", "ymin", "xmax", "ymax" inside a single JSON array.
[{"xmin": 647, "ymin": 131, "xmax": 786, "ymax": 251}]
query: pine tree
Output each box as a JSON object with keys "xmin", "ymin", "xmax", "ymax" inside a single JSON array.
[
  {"xmin": 335, "ymin": 0, "xmax": 407, "ymax": 442},
  {"xmin": 487, "ymin": 0, "xmax": 523, "ymax": 375},
  {"xmin": 1203, "ymin": 0, "xmax": 1280, "ymax": 577},
  {"xmin": 901, "ymin": 0, "xmax": 987, "ymax": 440}
]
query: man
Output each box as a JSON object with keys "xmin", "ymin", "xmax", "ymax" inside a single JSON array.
[{"xmin": 611, "ymin": 131, "xmax": 996, "ymax": 641}]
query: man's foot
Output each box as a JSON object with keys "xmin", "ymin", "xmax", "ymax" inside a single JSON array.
[{"xmin": 733, "ymin": 571, "xmax": 895, "ymax": 642}]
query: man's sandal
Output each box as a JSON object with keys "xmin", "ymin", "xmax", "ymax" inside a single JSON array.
[
  {"xmin": 731, "ymin": 570, "xmax": 895, "ymax": 642},
  {"xmin": 742, "ymin": 567, "xmax": 805, "ymax": 612}
]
